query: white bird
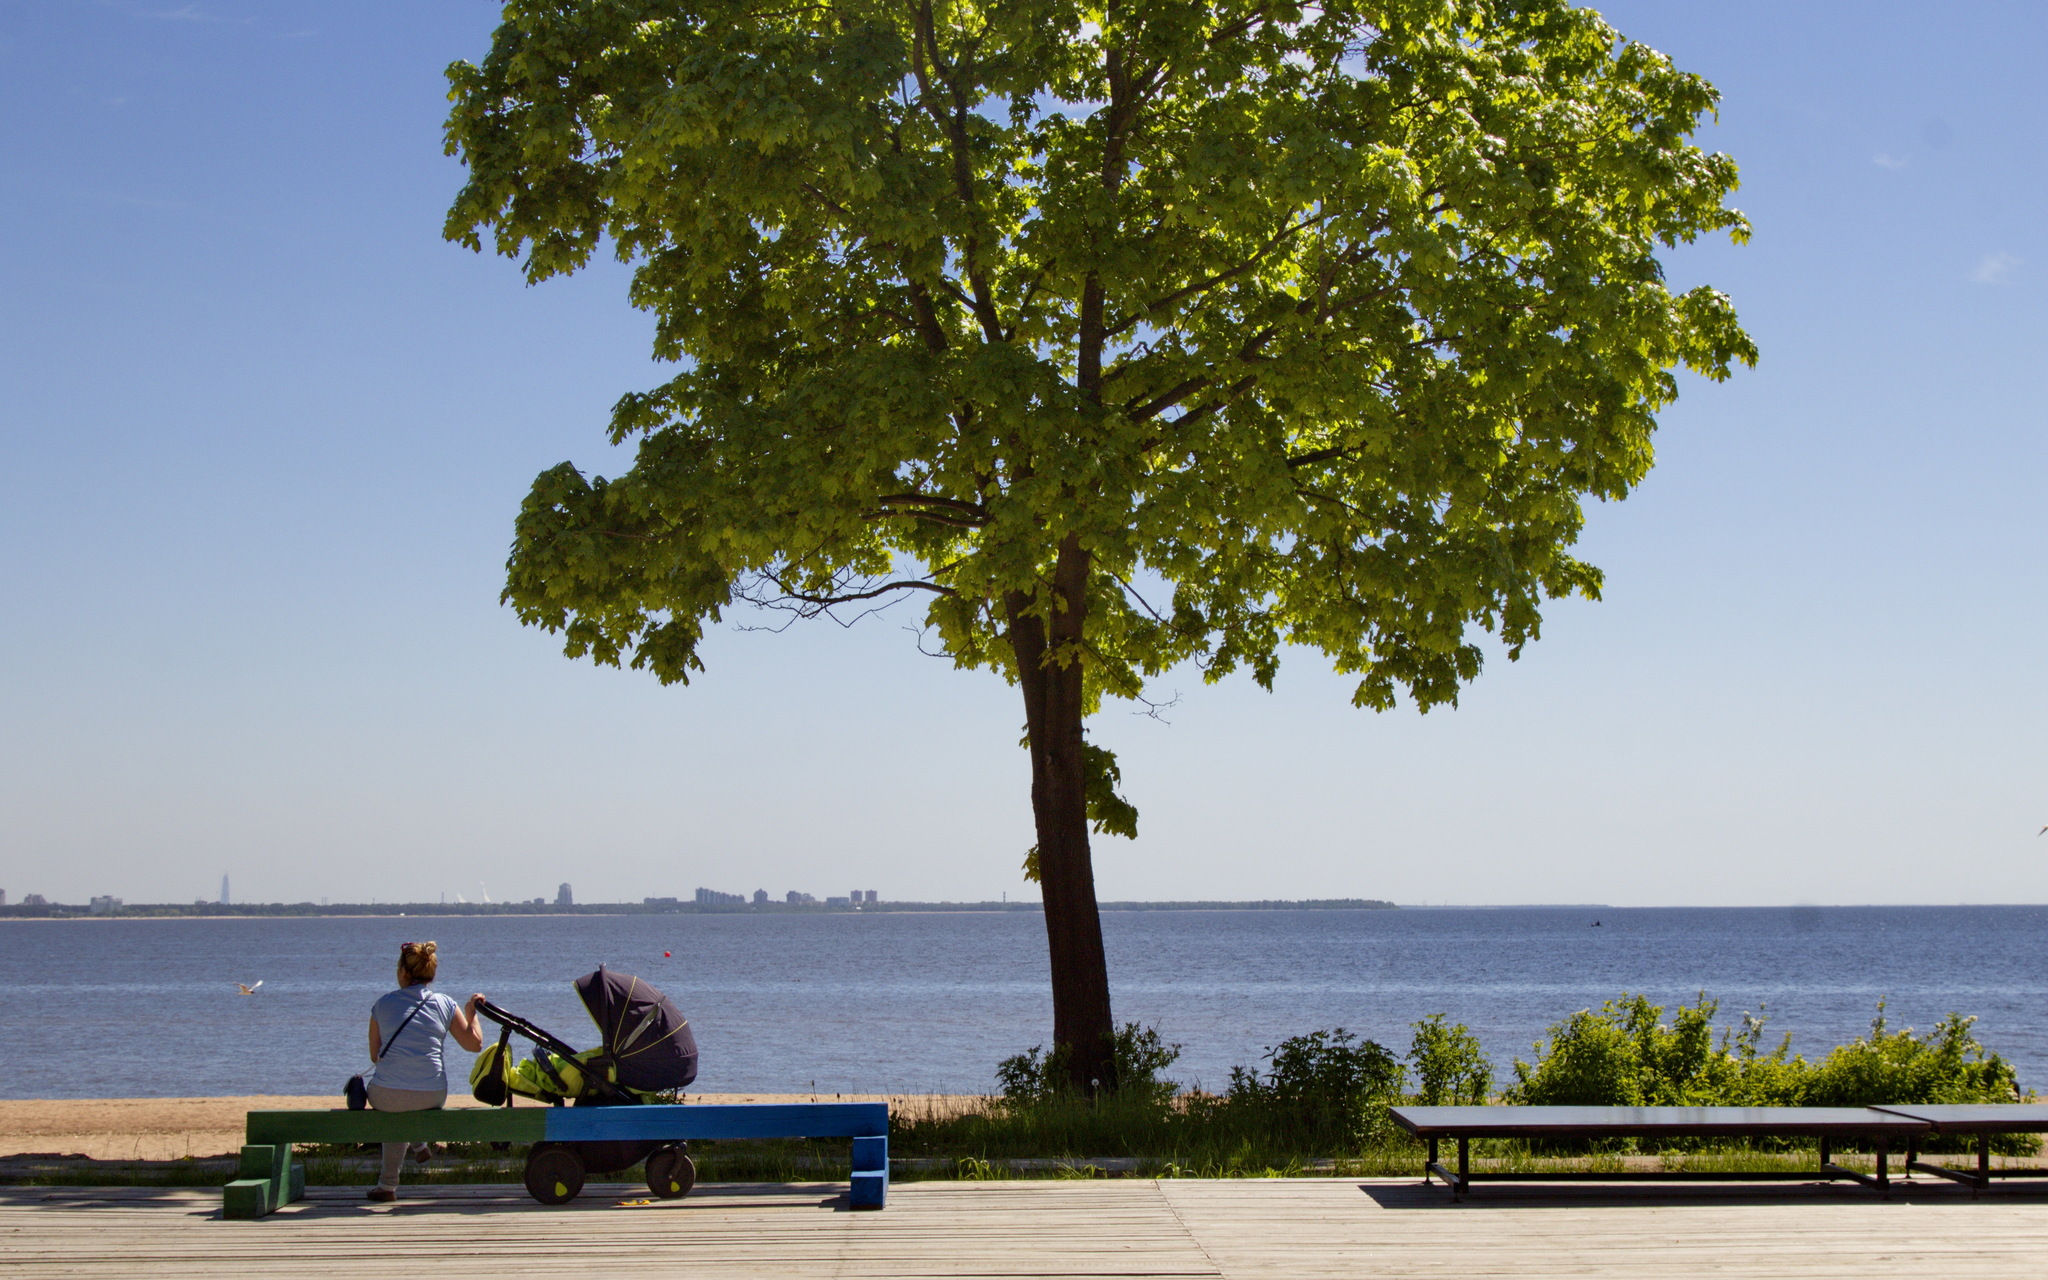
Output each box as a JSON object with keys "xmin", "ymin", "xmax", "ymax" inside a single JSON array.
[{"xmin": 236, "ymin": 981, "xmax": 263, "ymax": 995}]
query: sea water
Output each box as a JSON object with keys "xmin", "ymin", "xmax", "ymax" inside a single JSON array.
[{"xmin": 1, "ymin": 905, "xmax": 2042, "ymax": 1099}]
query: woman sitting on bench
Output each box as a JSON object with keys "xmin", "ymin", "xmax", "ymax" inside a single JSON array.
[{"xmin": 364, "ymin": 941, "xmax": 485, "ymax": 1202}]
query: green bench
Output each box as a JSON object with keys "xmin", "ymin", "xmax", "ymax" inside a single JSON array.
[{"xmin": 224, "ymin": 1102, "xmax": 890, "ymax": 1218}]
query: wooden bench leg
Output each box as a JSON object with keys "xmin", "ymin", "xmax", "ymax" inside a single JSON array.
[
  {"xmin": 850, "ymin": 1135, "xmax": 888, "ymax": 1210},
  {"xmin": 224, "ymin": 1144, "xmax": 295, "ymax": 1219}
]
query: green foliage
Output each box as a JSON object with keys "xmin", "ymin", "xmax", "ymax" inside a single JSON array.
[
  {"xmin": 445, "ymin": 0, "xmax": 1755, "ymax": 728},
  {"xmin": 1512, "ymin": 994, "xmax": 2025, "ymax": 1119},
  {"xmin": 1511, "ymin": 992, "xmax": 1732, "ymax": 1106},
  {"xmin": 1803, "ymin": 1004, "xmax": 2022, "ymax": 1109},
  {"xmin": 1409, "ymin": 1013, "xmax": 1494, "ymax": 1105},
  {"xmin": 1224, "ymin": 1029, "xmax": 1405, "ymax": 1148},
  {"xmin": 998, "ymin": 1022, "xmax": 1183, "ymax": 1108}
]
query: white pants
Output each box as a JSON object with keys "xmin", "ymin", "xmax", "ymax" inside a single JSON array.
[{"xmin": 366, "ymin": 1081, "xmax": 446, "ymax": 1191}]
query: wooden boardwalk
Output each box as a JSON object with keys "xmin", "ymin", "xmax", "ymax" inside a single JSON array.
[{"xmin": 5, "ymin": 1177, "xmax": 2047, "ymax": 1278}]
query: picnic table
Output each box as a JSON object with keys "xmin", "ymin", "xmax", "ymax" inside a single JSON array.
[{"xmin": 1390, "ymin": 1105, "xmax": 1929, "ymax": 1199}]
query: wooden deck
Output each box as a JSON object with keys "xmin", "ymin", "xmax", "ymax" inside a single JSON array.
[{"xmin": 5, "ymin": 1177, "xmax": 2047, "ymax": 1277}]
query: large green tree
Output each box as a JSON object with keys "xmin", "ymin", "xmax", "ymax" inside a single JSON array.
[{"xmin": 446, "ymin": 0, "xmax": 1752, "ymax": 1092}]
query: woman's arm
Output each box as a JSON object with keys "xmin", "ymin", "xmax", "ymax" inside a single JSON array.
[
  {"xmin": 367, "ymin": 1017, "xmax": 380, "ymax": 1064},
  {"xmin": 449, "ymin": 994, "xmax": 487, "ymax": 1053}
]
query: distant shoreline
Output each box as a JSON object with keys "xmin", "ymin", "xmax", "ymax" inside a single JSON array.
[{"xmin": 0, "ymin": 898, "xmax": 1397, "ymax": 921}]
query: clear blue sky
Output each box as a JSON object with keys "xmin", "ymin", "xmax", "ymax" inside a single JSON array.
[{"xmin": 1, "ymin": 2, "xmax": 2041, "ymax": 907}]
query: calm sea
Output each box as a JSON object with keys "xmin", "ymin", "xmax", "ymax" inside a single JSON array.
[{"xmin": 2, "ymin": 906, "xmax": 2043, "ymax": 1100}]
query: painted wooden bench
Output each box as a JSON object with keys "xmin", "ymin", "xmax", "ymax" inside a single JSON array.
[{"xmin": 224, "ymin": 1102, "xmax": 889, "ymax": 1218}]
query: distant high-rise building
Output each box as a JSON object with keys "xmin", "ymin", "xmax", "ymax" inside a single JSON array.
[
  {"xmin": 785, "ymin": 890, "xmax": 816, "ymax": 905},
  {"xmin": 865, "ymin": 890, "xmax": 879, "ymax": 905},
  {"xmin": 0, "ymin": 889, "xmax": 7, "ymax": 905},
  {"xmin": 220, "ymin": 874, "xmax": 231, "ymax": 906},
  {"xmin": 22, "ymin": 894, "xmax": 47, "ymax": 906},
  {"xmin": 753, "ymin": 889, "xmax": 768, "ymax": 906},
  {"xmin": 827, "ymin": 896, "xmax": 852, "ymax": 907},
  {"xmin": 556, "ymin": 883, "xmax": 574, "ymax": 907},
  {"xmin": 695, "ymin": 887, "xmax": 745, "ymax": 906},
  {"xmin": 89, "ymin": 895, "xmax": 122, "ymax": 915}
]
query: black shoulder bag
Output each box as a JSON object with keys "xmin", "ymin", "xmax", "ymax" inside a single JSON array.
[{"xmin": 345, "ymin": 992, "xmax": 433, "ymax": 1110}]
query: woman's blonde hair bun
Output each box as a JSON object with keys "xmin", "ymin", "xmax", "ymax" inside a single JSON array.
[{"xmin": 397, "ymin": 940, "xmax": 439, "ymax": 985}]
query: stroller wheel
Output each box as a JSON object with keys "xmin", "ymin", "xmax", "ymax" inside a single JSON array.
[
  {"xmin": 523, "ymin": 1143, "xmax": 586, "ymax": 1206},
  {"xmin": 645, "ymin": 1145, "xmax": 696, "ymax": 1199}
]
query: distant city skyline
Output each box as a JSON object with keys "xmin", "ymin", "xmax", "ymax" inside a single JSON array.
[{"xmin": 0, "ymin": 1, "xmax": 2041, "ymax": 908}]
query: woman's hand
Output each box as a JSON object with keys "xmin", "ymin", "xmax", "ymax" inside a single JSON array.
[
  {"xmin": 450, "ymin": 994, "xmax": 486, "ymax": 1053},
  {"xmin": 467, "ymin": 992, "xmax": 488, "ymax": 1013}
]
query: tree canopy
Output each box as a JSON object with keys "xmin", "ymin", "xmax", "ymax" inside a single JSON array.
[{"xmin": 445, "ymin": 0, "xmax": 1753, "ymax": 1089}]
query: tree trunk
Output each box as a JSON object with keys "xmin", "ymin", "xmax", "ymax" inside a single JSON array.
[{"xmin": 1007, "ymin": 535, "xmax": 1117, "ymax": 1095}]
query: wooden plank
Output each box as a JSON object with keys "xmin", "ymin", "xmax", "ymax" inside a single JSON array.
[
  {"xmin": 1390, "ymin": 1105, "xmax": 1929, "ymax": 1139},
  {"xmin": 7, "ymin": 1178, "xmax": 2048, "ymax": 1278},
  {"xmin": 544, "ymin": 1102, "xmax": 889, "ymax": 1142},
  {"xmin": 246, "ymin": 1103, "xmax": 886, "ymax": 1146},
  {"xmin": 246, "ymin": 1109, "xmax": 546, "ymax": 1145},
  {"xmin": 1873, "ymin": 1103, "xmax": 2048, "ymax": 1132}
]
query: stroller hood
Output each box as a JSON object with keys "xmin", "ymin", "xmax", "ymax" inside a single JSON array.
[{"xmin": 575, "ymin": 966, "xmax": 699, "ymax": 1092}]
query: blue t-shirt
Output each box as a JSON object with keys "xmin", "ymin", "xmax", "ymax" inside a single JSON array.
[{"xmin": 367, "ymin": 985, "xmax": 461, "ymax": 1093}]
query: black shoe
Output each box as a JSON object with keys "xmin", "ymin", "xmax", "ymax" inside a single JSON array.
[{"xmin": 366, "ymin": 1187, "xmax": 396, "ymax": 1203}]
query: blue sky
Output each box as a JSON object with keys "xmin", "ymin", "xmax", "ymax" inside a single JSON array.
[{"xmin": 0, "ymin": 1, "xmax": 2041, "ymax": 907}]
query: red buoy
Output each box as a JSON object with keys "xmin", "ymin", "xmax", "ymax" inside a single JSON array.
[{"xmin": 663, "ymin": 951, "xmax": 671, "ymax": 958}]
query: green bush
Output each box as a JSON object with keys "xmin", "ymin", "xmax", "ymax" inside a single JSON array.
[
  {"xmin": 997, "ymin": 1022, "xmax": 1183, "ymax": 1107},
  {"xmin": 1222, "ymin": 1028, "xmax": 1405, "ymax": 1148},
  {"xmin": 1802, "ymin": 1004, "xmax": 2021, "ymax": 1108},
  {"xmin": 1505, "ymin": 993, "xmax": 2030, "ymax": 1153},
  {"xmin": 1510, "ymin": 993, "xmax": 1738, "ymax": 1106},
  {"xmin": 1409, "ymin": 1014, "xmax": 1494, "ymax": 1105}
]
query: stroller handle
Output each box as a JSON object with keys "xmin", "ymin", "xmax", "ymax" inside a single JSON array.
[{"xmin": 474, "ymin": 997, "xmax": 586, "ymax": 1063}]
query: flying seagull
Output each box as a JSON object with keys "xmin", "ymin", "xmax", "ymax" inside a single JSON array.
[{"xmin": 236, "ymin": 981, "xmax": 263, "ymax": 995}]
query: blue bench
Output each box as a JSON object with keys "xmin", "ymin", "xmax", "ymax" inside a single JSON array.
[{"xmin": 226, "ymin": 1102, "xmax": 889, "ymax": 1218}]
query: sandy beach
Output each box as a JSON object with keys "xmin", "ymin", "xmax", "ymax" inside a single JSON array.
[{"xmin": 0, "ymin": 1094, "xmax": 981, "ymax": 1162}]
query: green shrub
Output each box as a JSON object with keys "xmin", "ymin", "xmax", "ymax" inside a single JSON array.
[
  {"xmin": 997, "ymin": 1022, "xmax": 1183, "ymax": 1107},
  {"xmin": 1504, "ymin": 993, "xmax": 2033, "ymax": 1155},
  {"xmin": 1409, "ymin": 1014, "xmax": 1494, "ymax": 1105},
  {"xmin": 1224, "ymin": 1028, "xmax": 1405, "ymax": 1148},
  {"xmin": 1802, "ymin": 1004, "xmax": 2021, "ymax": 1108},
  {"xmin": 1511, "ymin": 992, "xmax": 1786, "ymax": 1107}
]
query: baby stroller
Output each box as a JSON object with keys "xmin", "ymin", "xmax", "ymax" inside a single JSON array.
[{"xmin": 471, "ymin": 966, "xmax": 699, "ymax": 1205}]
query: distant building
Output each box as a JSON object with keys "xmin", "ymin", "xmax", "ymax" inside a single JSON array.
[
  {"xmin": 89, "ymin": 896, "xmax": 122, "ymax": 915},
  {"xmin": 220, "ymin": 874, "xmax": 231, "ymax": 906},
  {"xmin": 695, "ymin": 887, "xmax": 745, "ymax": 906},
  {"xmin": 827, "ymin": 896, "xmax": 852, "ymax": 907},
  {"xmin": 556, "ymin": 883, "xmax": 573, "ymax": 906},
  {"xmin": 22, "ymin": 894, "xmax": 47, "ymax": 906},
  {"xmin": 0, "ymin": 889, "xmax": 7, "ymax": 905},
  {"xmin": 785, "ymin": 890, "xmax": 816, "ymax": 905},
  {"xmin": 753, "ymin": 889, "xmax": 768, "ymax": 906},
  {"xmin": 865, "ymin": 890, "xmax": 879, "ymax": 904},
  {"xmin": 644, "ymin": 896, "xmax": 680, "ymax": 907}
]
